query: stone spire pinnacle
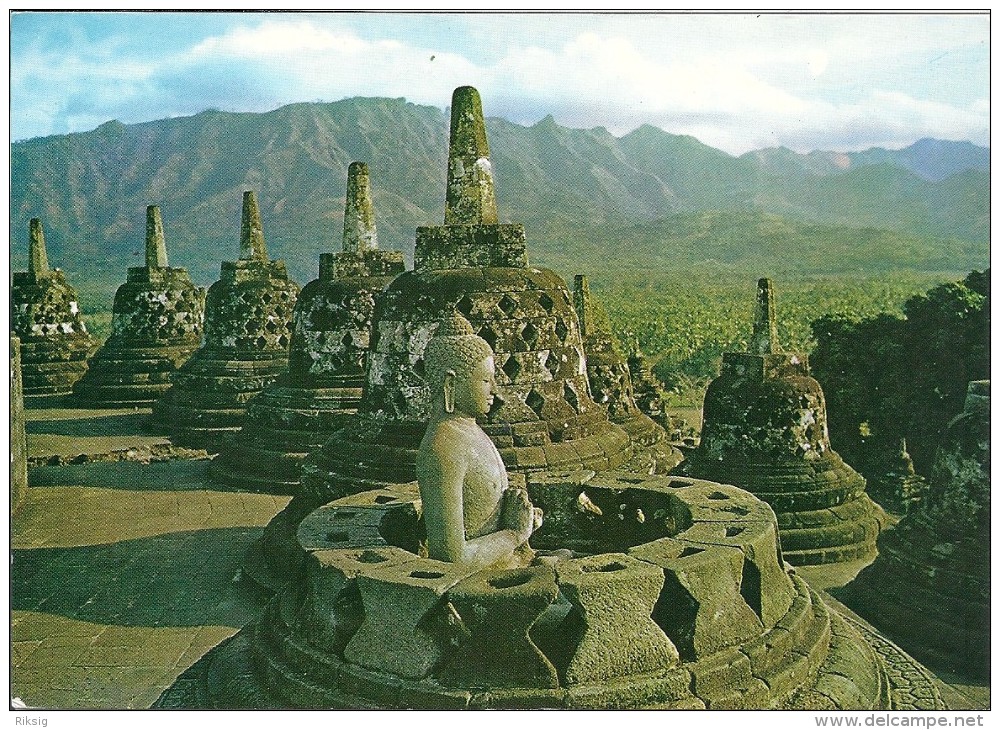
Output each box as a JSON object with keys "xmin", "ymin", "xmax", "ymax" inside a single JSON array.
[
  {"xmin": 573, "ymin": 274, "xmax": 595, "ymax": 338},
  {"xmin": 444, "ymin": 86, "xmax": 499, "ymax": 226},
  {"xmin": 28, "ymin": 218, "xmax": 49, "ymax": 276},
  {"xmin": 343, "ymin": 162, "xmax": 378, "ymax": 253},
  {"xmin": 145, "ymin": 205, "xmax": 169, "ymax": 268},
  {"xmin": 240, "ymin": 190, "xmax": 268, "ymax": 261},
  {"xmin": 750, "ymin": 278, "xmax": 781, "ymax": 355}
]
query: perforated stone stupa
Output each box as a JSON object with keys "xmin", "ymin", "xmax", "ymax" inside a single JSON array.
[
  {"xmin": 211, "ymin": 163, "xmax": 405, "ymax": 491},
  {"xmin": 244, "ymin": 86, "xmax": 635, "ymax": 591},
  {"xmin": 685, "ymin": 279, "xmax": 883, "ymax": 566},
  {"xmin": 10, "ymin": 219, "xmax": 95, "ymax": 396},
  {"xmin": 572, "ymin": 274, "xmax": 679, "ymax": 468},
  {"xmin": 72, "ymin": 206, "xmax": 206, "ymax": 407},
  {"xmin": 151, "ymin": 191, "xmax": 300, "ymax": 451},
  {"xmin": 837, "ymin": 380, "xmax": 990, "ymax": 678}
]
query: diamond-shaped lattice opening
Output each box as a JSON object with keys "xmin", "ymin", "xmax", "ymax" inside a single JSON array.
[
  {"xmin": 554, "ymin": 318, "xmax": 569, "ymax": 344},
  {"xmin": 477, "ymin": 326, "xmax": 498, "ymax": 351},
  {"xmin": 279, "ymin": 291, "xmax": 291, "ymax": 302},
  {"xmin": 498, "ymin": 294, "xmax": 518, "ymax": 316},
  {"xmin": 456, "ymin": 295, "xmax": 475, "ymax": 317},
  {"xmin": 261, "ymin": 292, "xmax": 273, "ymax": 304},
  {"xmin": 539, "ymin": 292, "xmax": 555, "ymax": 313},
  {"xmin": 564, "ymin": 382, "xmax": 581, "ymax": 413},
  {"xmin": 521, "ymin": 322, "xmax": 539, "ymax": 348},
  {"xmin": 526, "ymin": 389, "xmax": 545, "ymax": 418},
  {"xmin": 341, "ymin": 332, "xmax": 353, "ymax": 347},
  {"xmin": 256, "ymin": 336, "xmax": 268, "ymax": 349},
  {"xmin": 501, "ymin": 355, "xmax": 521, "ymax": 382},
  {"xmin": 543, "ymin": 351, "xmax": 561, "ymax": 378},
  {"xmin": 278, "ymin": 334, "xmax": 289, "ymax": 348},
  {"xmin": 265, "ymin": 319, "xmax": 277, "ymax": 333}
]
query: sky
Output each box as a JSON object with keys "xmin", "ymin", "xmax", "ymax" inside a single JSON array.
[{"xmin": 8, "ymin": 11, "xmax": 990, "ymax": 155}]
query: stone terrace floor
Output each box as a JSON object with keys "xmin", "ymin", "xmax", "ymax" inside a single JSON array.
[{"xmin": 8, "ymin": 402, "xmax": 991, "ymax": 710}]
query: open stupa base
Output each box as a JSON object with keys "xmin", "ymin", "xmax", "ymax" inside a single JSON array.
[{"xmin": 159, "ymin": 473, "xmax": 944, "ymax": 711}]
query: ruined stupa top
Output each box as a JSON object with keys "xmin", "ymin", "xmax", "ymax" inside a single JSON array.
[
  {"xmin": 11, "ymin": 218, "xmax": 93, "ymax": 353},
  {"xmin": 696, "ymin": 278, "xmax": 837, "ymax": 463},
  {"xmin": 145, "ymin": 205, "xmax": 169, "ymax": 268},
  {"xmin": 445, "ymin": 86, "xmax": 499, "ymax": 226},
  {"xmin": 15, "ymin": 218, "xmax": 63, "ymax": 287},
  {"xmin": 13, "ymin": 219, "xmax": 74, "ymax": 293},
  {"xmin": 29, "ymin": 218, "xmax": 49, "ymax": 277},
  {"xmin": 750, "ymin": 278, "xmax": 780, "ymax": 355},
  {"xmin": 415, "ymin": 86, "xmax": 526, "ymax": 271},
  {"xmin": 343, "ymin": 161, "xmax": 378, "ymax": 254},
  {"xmin": 319, "ymin": 162, "xmax": 405, "ymax": 281},
  {"xmin": 217, "ymin": 190, "xmax": 291, "ymax": 284},
  {"xmin": 125, "ymin": 205, "xmax": 197, "ymax": 286},
  {"xmin": 240, "ymin": 190, "xmax": 268, "ymax": 261},
  {"xmin": 723, "ymin": 277, "xmax": 807, "ymax": 380}
]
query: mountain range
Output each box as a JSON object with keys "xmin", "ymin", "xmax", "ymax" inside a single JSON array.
[{"xmin": 10, "ymin": 96, "xmax": 989, "ymax": 302}]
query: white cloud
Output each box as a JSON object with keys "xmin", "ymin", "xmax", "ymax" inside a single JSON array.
[
  {"xmin": 188, "ymin": 20, "xmax": 368, "ymax": 58},
  {"xmin": 10, "ymin": 13, "xmax": 990, "ymax": 153}
]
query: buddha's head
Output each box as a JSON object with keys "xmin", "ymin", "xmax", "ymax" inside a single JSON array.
[{"xmin": 425, "ymin": 311, "xmax": 496, "ymax": 418}]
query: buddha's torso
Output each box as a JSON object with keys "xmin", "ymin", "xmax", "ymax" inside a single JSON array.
[{"xmin": 460, "ymin": 423, "xmax": 509, "ymax": 539}]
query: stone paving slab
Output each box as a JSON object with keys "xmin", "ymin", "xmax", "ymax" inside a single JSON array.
[
  {"xmin": 22, "ymin": 403, "xmax": 203, "ymax": 466},
  {"xmin": 12, "ymin": 443, "xmax": 289, "ymax": 709}
]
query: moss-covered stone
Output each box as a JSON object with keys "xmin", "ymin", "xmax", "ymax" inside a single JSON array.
[
  {"xmin": 72, "ymin": 206, "xmax": 206, "ymax": 407},
  {"xmin": 211, "ymin": 164, "xmax": 404, "ymax": 490},
  {"xmin": 573, "ymin": 275, "xmax": 680, "ymax": 468},
  {"xmin": 685, "ymin": 278, "xmax": 883, "ymax": 566},
  {"xmin": 151, "ymin": 191, "xmax": 300, "ymax": 451},
  {"xmin": 10, "ymin": 219, "xmax": 96, "ymax": 395}
]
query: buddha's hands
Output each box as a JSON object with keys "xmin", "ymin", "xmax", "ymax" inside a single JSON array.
[{"xmin": 502, "ymin": 488, "xmax": 536, "ymax": 540}]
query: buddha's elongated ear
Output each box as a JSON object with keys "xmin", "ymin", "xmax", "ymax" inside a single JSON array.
[{"xmin": 443, "ymin": 370, "xmax": 456, "ymax": 414}]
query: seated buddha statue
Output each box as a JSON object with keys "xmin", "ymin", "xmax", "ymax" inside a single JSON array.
[{"xmin": 416, "ymin": 312, "xmax": 541, "ymax": 569}]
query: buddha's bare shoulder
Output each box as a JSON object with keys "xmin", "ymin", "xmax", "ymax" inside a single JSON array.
[{"xmin": 423, "ymin": 418, "xmax": 480, "ymax": 452}]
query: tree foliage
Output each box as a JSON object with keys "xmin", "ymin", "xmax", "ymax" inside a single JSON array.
[{"xmin": 810, "ymin": 270, "xmax": 989, "ymax": 475}]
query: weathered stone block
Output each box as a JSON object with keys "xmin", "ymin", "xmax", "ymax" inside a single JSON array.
[
  {"xmin": 439, "ymin": 565, "xmax": 560, "ymax": 689},
  {"xmin": 415, "ymin": 224, "xmax": 528, "ymax": 270},
  {"xmin": 344, "ymin": 558, "xmax": 477, "ymax": 679},
  {"xmin": 296, "ymin": 546, "xmax": 418, "ymax": 655},
  {"xmin": 630, "ymin": 537, "xmax": 763, "ymax": 660},
  {"xmin": 552, "ymin": 553, "xmax": 679, "ymax": 684},
  {"xmin": 675, "ymin": 519, "xmax": 794, "ymax": 628},
  {"xmin": 689, "ymin": 646, "xmax": 754, "ymax": 699}
]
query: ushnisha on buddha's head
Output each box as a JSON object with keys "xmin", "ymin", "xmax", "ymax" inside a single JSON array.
[{"xmin": 424, "ymin": 311, "xmax": 496, "ymax": 419}]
